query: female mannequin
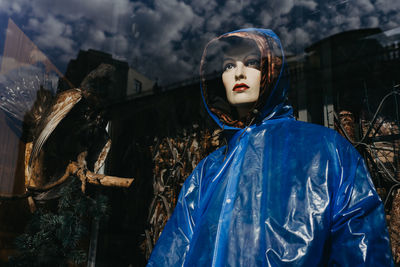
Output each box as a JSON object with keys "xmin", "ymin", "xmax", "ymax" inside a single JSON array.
[{"xmin": 147, "ymin": 29, "xmax": 392, "ymax": 266}]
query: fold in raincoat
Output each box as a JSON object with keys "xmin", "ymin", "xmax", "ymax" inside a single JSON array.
[{"xmin": 147, "ymin": 29, "xmax": 392, "ymax": 266}]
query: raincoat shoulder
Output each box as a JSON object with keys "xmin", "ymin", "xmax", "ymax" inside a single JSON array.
[
  {"xmin": 258, "ymin": 118, "xmax": 393, "ymax": 266},
  {"xmin": 147, "ymin": 146, "xmax": 226, "ymax": 266}
]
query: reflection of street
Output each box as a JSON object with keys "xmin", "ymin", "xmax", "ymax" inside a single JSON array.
[
  {"xmin": 0, "ymin": 19, "xmax": 63, "ymax": 196},
  {"xmin": 0, "ymin": 18, "xmax": 66, "ymax": 264},
  {"xmin": 0, "ymin": 17, "xmax": 400, "ymax": 265},
  {"xmin": 286, "ymin": 27, "xmax": 400, "ymax": 202}
]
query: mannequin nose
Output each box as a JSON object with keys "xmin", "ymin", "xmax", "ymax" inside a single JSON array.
[{"xmin": 235, "ymin": 62, "xmax": 246, "ymax": 80}]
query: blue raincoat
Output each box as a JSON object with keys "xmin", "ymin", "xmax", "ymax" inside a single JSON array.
[{"xmin": 147, "ymin": 29, "xmax": 392, "ymax": 266}]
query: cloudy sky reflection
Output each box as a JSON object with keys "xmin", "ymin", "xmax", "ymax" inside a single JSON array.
[{"xmin": 0, "ymin": 0, "xmax": 399, "ymax": 85}]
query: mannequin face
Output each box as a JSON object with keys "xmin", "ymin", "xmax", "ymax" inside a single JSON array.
[{"xmin": 222, "ymin": 41, "xmax": 261, "ymax": 110}]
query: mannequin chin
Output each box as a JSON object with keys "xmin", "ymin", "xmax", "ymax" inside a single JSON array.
[{"xmin": 222, "ymin": 40, "xmax": 261, "ymax": 119}]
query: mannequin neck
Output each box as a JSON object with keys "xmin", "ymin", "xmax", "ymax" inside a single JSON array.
[{"xmin": 235, "ymin": 103, "xmax": 255, "ymax": 119}]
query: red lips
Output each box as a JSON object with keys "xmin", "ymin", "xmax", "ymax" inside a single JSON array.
[{"xmin": 233, "ymin": 83, "xmax": 249, "ymax": 92}]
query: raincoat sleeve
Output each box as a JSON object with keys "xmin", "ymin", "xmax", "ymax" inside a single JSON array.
[
  {"xmin": 328, "ymin": 137, "xmax": 393, "ymax": 266},
  {"xmin": 147, "ymin": 154, "xmax": 211, "ymax": 267}
]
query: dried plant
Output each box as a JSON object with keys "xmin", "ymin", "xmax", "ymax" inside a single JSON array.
[{"xmin": 142, "ymin": 125, "xmax": 221, "ymax": 259}]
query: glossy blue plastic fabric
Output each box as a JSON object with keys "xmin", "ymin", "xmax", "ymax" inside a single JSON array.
[{"xmin": 147, "ymin": 29, "xmax": 392, "ymax": 266}]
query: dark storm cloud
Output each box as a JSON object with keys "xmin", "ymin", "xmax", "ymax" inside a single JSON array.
[
  {"xmin": 128, "ymin": 0, "xmax": 204, "ymax": 81},
  {"xmin": 0, "ymin": 0, "xmax": 134, "ymax": 64},
  {"xmin": 0, "ymin": 0, "xmax": 399, "ymax": 85}
]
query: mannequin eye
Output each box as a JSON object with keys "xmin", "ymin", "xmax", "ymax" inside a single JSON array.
[
  {"xmin": 223, "ymin": 63, "xmax": 235, "ymax": 71},
  {"xmin": 245, "ymin": 59, "xmax": 260, "ymax": 69}
]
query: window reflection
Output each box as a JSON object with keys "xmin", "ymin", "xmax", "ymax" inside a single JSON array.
[{"xmin": 0, "ymin": 0, "xmax": 399, "ymax": 265}]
